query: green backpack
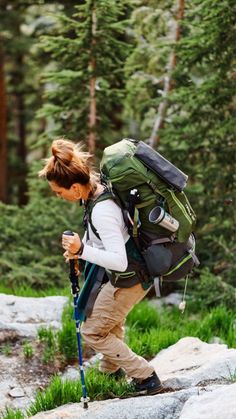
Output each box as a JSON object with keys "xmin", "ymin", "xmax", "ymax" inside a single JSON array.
[
  {"xmin": 100, "ymin": 138, "xmax": 196, "ymax": 243},
  {"xmin": 98, "ymin": 138, "xmax": 199, "ymax": 281},
  {"xmin": 87, "ymin": 138, "xmax": 199, "ymax": 288}
]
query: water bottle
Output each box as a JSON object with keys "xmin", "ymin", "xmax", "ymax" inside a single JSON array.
[{"xmin": 149, "ymin": 206, "xmax": 179, "ymax": 233}]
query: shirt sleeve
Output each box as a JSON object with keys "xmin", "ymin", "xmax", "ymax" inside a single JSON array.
[
  {"xmin": 81, "ymin": 231, "xmax": 87, "ymax": 244},
  {"xmin": 80, "ymin": 201, "xmax": 128, "ymax": 272}
]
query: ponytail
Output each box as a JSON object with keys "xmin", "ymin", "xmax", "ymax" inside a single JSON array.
[{"xmin": 39, "ymin": 138, "xmax": 96, "ymax": 189}]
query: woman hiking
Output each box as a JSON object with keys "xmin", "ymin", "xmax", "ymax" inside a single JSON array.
[{"xmin": 39, "ymin": 138, "xmax": 163, "ymax": 395}]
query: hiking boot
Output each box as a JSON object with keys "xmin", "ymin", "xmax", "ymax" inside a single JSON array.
[{"xmin": 131, "ymin": 371, "xmax": 163, "ymax": 395}]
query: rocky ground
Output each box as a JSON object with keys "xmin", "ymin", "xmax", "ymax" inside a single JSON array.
[
  {"xmin": 0, "ymin": 293, "xmax": 236, "ymax": 419},
  {"xmin": 32, "ymin": 383, "xmax": 236, "ymax": 419},
  {"xmin": 0, "ymin": 294, "xmax": 68, "ymax": 413}
]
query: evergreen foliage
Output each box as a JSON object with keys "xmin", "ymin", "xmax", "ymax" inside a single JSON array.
[
  {"xmin": 160, "ymin": 0, "xmax": 236, "ymax": 284},
  {"xmin": 191, "ymin": 268, "xmax": 236, "ymax": 310},
  {"xmin": 124, "ymin": 1, "xmax": 173, "ymax": 136},
  {"xmin": 38, "ymin": 0, "xmax": 132, "ymax": 150},
  {"xmin": 125, "ymin": 0, "xmax": 236, "ymax": 285},
  {"xmin": 0, "ymin": 0, "xmax": 235, "ymax": 298},
  {"xmin": 0, "ymin": 197, "xmax": 83, "ymax": 289},
  {"xmin": 0, "ymin": 5, "xmax": 235, "ymax": 416},
  {"xmin": 0, "ymin": 1, "xmax": 61, "ymax": 204}
]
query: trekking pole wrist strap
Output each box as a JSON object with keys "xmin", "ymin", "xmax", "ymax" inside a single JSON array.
[{"xmin": 72, "ymin": 242, "xmax": 84, "ymax": 256}]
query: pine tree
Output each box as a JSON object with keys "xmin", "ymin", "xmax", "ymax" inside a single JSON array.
[
  {"xmin": 39, "ymin": 0, "xmax": 132, "ymax": 153},
  {"xmin": 159, "ymin": 0, "xmax": 236, "ymax": 283},
  {"xmin": 0, "ymin": 46, "xmax": 7, "ymax": 203},
  {"xmin": 0, "ymin": 1, "xmax": 62, "ymax": 204},
  {"xmin": 124, "ymin": 0, "xmax": 174, "ymax": 138},
  {"xmin": 0, "ymin": 2, "xmax": 35, "ymax": 204},
  {"xmin": 125, "ymin": 0, "xmax": 236, "ymax": 283},
  {"xmin": 149, "ymin": 0, "xmax": 185, "ymax": 147}
]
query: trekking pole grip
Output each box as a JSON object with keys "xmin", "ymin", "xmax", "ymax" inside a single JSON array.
[
  {"xmin": 63, "ymin": 232, "xmax": 88, "ymax": 408},
  {"xmin": 63, "ymin": 230, "xmax": 78, "ymax": 285}
]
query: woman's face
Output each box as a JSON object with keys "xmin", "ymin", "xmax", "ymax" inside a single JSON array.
[{"xmin": 49, "ymin": 181, "xmax": 90, "ymax": 202}]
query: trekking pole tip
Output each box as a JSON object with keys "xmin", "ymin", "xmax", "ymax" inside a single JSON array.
[{"xmin": 81, "ymin": 396, "xmax": 89, "ymax": 409}]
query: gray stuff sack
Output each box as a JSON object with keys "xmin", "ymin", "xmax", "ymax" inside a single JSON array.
[
  {"xmin": 134, "ymin": 140, "xmax": 188, "ymax": 192},
  {"xmin": 141, "ymin": 234, "xmax": 199, "ymax": 280},
  {"xmin": 141, "ymin": 244, "xmax": 172, "ymax": 276}
]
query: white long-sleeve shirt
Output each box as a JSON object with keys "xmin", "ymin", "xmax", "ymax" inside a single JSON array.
[{"xmin": 80, "ymin": 199, "xmax": 130, "ymax": 272}]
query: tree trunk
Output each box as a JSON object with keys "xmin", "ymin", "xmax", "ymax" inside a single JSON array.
[
  {"xmin": 148, "ymin": 0, "xmax": 185, "ymax": 148},
  {"xmin": 16, "ymin": 90, "xmax": 28, "ymax": 205},
  {"xmin": 87, "ymin": 7, "xmax": 97, "ymax": 154},
  {"xmin": 15, "ymin": 54, "xmax": 28, "ymax": 205},
  {"xmin": 0, "ymin": 47, "xmax": 8, "ymax": 203}
]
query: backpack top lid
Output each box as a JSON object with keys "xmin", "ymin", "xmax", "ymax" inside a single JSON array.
[
  {"xmin": 134, "ymin": 141, "xmax": 188, "ymax": 192},
  {"xmin": 101, "ymin": 138, "xmax": 188, "ymax": 192}
]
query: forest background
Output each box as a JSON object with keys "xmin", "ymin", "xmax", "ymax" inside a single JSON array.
[{"xmin": 0, "ymin": 0, "xmax": 235, "ymax": 309}]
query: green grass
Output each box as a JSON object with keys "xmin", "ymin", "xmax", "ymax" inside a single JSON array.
[
  {"xmin": 1, "ymin": 292, "xmax": 235, "ymax": 418},
  {"xmin": 27, "ymin": 369, "xmax": 132, "ymax": 416},
  {"xmin": 5, "ymin": 294, "xmax": 235, "ymax": 373},
  {"xmin": 0, "ymin": 284, "xmax": 69, "ymax": 298},
  {"xmin": 2, "ymin": 408, "xmax": 25, "ymax": 419},
  {"xmin": 196, "ymin": 306, "xmax": 236, "ymax": 347},
  {"xmin": 22, "ymin": 342, "xmax": 34, "ymax": 359},
  {"xmin": 0, "ymin": 286, "xmax": 82, "ymax": 363},
  {"xmin": 36, "ymin": 304, "xmax": 79, "ymax": 363},
  {"xmin": 126, "ymin": 301, "xmax": 236, "ymax": 358},
  {"xmin": 1, "ymin": 343, "xmax": 13, "ymax": 356},
  {"xmin": 21, "ymin": 300, "xmax": 236, "ymax": 417},
  {"xmin": 126, "ymin": 327, "xmax": 181, "ymax": 358},
  {"xmin": 57, "ymin": 304, "xmax": 78, "ymax": 361},
  {"xmin": 37, "ymin": 327, "xmax": 57, "ymax": 363},
  {"xmin": 126, "ymin": 300, "xmax": 161, "ymax": 331}
]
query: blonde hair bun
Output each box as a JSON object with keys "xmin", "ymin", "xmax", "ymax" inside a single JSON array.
[
  {"xmin": 39, "ymin": 137, "xmax": 99, "ymax": 189},
  {"xmin": 52, "ymin": 139, "xmax": 74, "ymax": 165}
]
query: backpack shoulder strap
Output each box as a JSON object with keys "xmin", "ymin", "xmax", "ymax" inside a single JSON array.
[{"xmin": 84, "ymin": 190, "xmax": 114, "ymax": 240}]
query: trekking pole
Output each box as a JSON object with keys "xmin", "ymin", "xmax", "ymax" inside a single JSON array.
[{"xmin": 63, "ymin": 230, "xmax": 89, "ymax": 409}]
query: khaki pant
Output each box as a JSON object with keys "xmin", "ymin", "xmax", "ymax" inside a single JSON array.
[{"xmin": 81, "ymin": 281, "xmax": 155, "ymax": 380}]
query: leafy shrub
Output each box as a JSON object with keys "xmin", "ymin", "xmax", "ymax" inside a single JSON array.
[
  {"xmin": 191, "ymin": 268, "xmax": 236, "ymax": 311},
  {"xmin": 0, "ymin": 199, "xmax": 83, "ymax": 289}
]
